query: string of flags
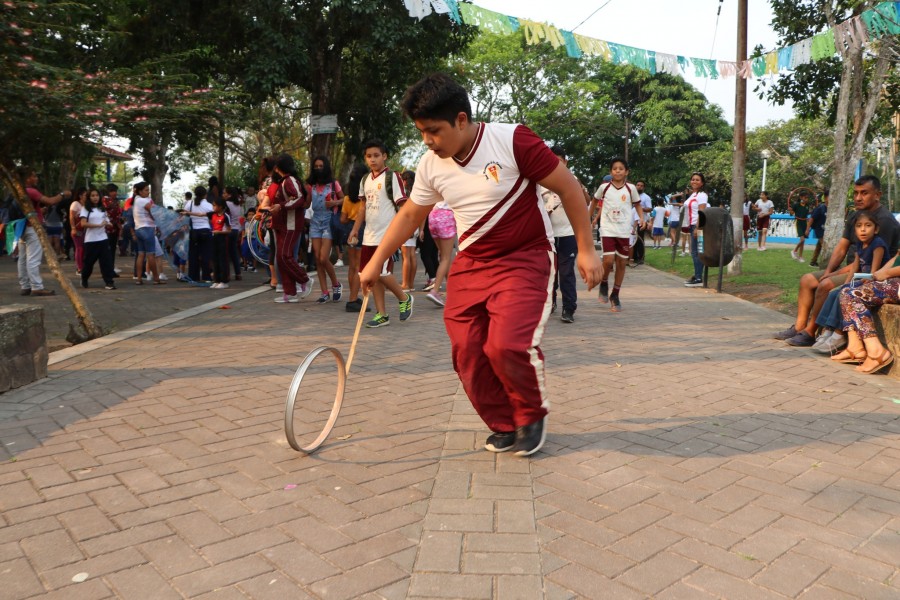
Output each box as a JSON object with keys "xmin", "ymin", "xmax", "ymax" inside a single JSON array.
[{"xmin": 402, "ymin": 0, "xmax": 900, "ymax": 80}]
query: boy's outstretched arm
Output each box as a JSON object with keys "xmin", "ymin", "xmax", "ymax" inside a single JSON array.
[{"xmin": 539, "ymin": 163, "xmax": 603, "ymax": 290}]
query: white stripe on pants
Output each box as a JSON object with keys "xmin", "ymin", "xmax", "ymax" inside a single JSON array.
[{"xmin": 17, "ymin": 226, "xmax": 44, "ymax": 291}]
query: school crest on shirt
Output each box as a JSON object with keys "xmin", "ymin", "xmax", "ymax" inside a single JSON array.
[{"xmin": 483, "ymin": 161, "xmax": 502, "ymax": 184}]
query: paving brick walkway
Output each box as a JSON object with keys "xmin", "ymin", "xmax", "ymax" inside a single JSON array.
[{"xmin": 1, "ymin": 266, "xmax": 899, "ymax": 599}]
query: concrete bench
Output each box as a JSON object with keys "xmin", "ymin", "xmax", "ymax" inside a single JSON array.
[
  {"xmin": 873, "ymin": 304, "xmax": 900, "ymax": 379},
  {"xmin": 0, "ymin": 305, "xmax": 48, "ymax": 393}
]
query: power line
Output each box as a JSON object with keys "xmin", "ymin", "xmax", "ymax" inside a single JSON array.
[
  {"xmin": 704, "ymin": 0, "xmax": 725, "ymax": 95},
  {"xmin": 570, "ymin": 0, "xmax": 616, "ymax": 34}
]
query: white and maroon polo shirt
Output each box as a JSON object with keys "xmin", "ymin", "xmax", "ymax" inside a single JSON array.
[{"xmin": 410, "ymin": 123, "xmax": 559, "ymax": 259}]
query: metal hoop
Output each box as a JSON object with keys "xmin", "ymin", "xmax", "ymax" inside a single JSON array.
[{"xmin": 283, "ymin": 346, "xmax": 347, "ymax": 453}]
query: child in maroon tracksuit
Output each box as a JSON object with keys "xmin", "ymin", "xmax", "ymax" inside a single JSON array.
[
  {"xmin": 358, "ymin": 74, "xmax": 602, "ymax": 457},
  {"xmin": 270, "ymin": 153, "xmax": 312, "ymax": 303}
]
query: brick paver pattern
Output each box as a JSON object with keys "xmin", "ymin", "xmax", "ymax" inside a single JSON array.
[{"xmin": 1, "ymin": 265, "xmax": 898, "ymax": 599}]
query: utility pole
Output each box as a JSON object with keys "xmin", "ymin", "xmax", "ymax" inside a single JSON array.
[{"xmin": 728, "ymin": 0, "xmax": 748, "ymax": 275}]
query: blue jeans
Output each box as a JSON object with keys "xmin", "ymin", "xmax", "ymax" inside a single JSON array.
[
  {"xmin": 816, "ymin": 284, "xmax": 849, "ymax": 330},
  {"xmin": 689, "ymin": 226, "xmax": 702, "ymax": 279}
]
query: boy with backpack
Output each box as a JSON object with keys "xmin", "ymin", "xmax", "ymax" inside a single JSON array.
[
  {"xmin": 348, "ymin": 139, "xmax": 414, "ymax": 328},
  {"xmin": 358, "ymin": 74, "xmax": 602, "ymax": 457}
]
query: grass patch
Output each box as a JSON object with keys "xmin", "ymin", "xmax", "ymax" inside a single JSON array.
[{"xmin": 641, "ymin": 242, "xmax": 818, "ymax": 315}]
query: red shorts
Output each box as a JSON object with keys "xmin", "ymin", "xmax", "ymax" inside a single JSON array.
[
  {"xmin": 757, "ymin": 215, "xmax": 771, "ymax": 230},
  {"xmin": 360, "ymin": 245, "xmax": 394, "ymax": 275},
  {"xmin": 601, "ymin": 236, "xmax": 630, "ymax": 258},
  {"xmin": 742, "ymin": 215, "xmax": 750, "ymax": 232}
]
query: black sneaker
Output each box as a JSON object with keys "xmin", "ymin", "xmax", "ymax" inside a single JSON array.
[
  {"xmin": 484, "ymin": 431, "xmax": 516, "ymax": 452},
  {"xmin": 599, "ymin": 281, "xmax": 609, "ymax": 303},
  {"xmin": 551, "ymin": 302, "xmax": 557, "ymax": 314},
  {"xmin": 560, "ymin": 310, "xmax": 574, "ymax": 323},
  {"xmin": 785, "ymin": 330, "xmax": 816, "ymax": 347},
  {"xmin": 774, "ymin": 325, "xmax": 798, "ymax": 340},
  {"xmin": 105, "ymin": 284, "xmax": 116, "ymax": 290},
  {"xmin": 81, "ymin": 280, "xmax": 88, "ymax": 289},
  {"xmin": 514, "ymin": 417, "xmax": 547, "ymax": 457},
  {"xmin": 683, "ymin": 277, "xmax": 702, "ymax": 287}
]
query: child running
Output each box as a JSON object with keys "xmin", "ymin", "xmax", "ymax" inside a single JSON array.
[
  {"xmin": 358, "ymin": 73, "xmax": 602, "ymax": 457},
  {"xmin": 592, "ymin": 158, "xmax": 645, "ymax": 311},
  {"xmin": 348, "ymin": 139, "xmax": 414, "ymax": 328}
]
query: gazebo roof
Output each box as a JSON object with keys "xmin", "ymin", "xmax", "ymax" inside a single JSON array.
[{"xmin": 94, "ymin": 145, "xmax": 134, "ymax": 161}]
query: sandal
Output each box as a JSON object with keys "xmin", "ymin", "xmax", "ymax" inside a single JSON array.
[
  {"xmin": 135, "ymin": 280, "xmax": 144, "ymax": 285},
  {"xmin": 855, "ymin": 349, "xmax": 894, "ymax": 374},
  {"xmin": 153, "ymin": 279, "xmax": 166, "ymax": 285},
  {"xmin": 831, "ymin": 349, "xmax": 866, "ymax": 364}
]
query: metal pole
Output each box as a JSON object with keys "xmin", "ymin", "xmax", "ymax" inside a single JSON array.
[
  {"xmin": 761, "ymin": 157, "xmax": 768, "ymax": 192},
  {"xmin": 728, "ymin": 0, "xmax": 748, "ymax": 276},
  {"xmin": 717, "ymin": 213, "xmax": 727, "ymax": 293}
]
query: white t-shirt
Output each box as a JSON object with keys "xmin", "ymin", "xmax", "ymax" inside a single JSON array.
[
  {"xmin": 684, "ymin": 192, "xmax": 709, "ymax": 227},
  {"xmin": 134, "ymin": 196, "xmax": 155, "ymax": 229},
  {"xmin": 652, "ymin": 206, "xmax": 668, "ymax": 229},
  {"xmin": 743, "ymin": 201, "xmax": 752, "ymax": 216},
  {"xmin": 667, "ymin": 199, "xmax": 682, "ymax": 223},
  {"xmin": 360, "ymin": 169, "xmax": 406, "ymax": 246},
  {"xmin": 639, "ymin": 192, "xmax": 653, "ymax": 214},
  {"xmin": 80, "ymin": 207, "xmax": 110, "ymax": 244},
  {"xmin": 410, "ymin": 123, "xmax": 558, "ymax": 259},
  {"xmin": 593, "ymin": 181, "xmax": 640, "ymax": 239},
  {"xmin": 226, "ymin": 201, "xmax": 243, "ymax": 234},
  {"xmin": 755, "ymin": 198, "xmax": 774, "ymax": 217},
  {"xmin": 183, "ymin": 199, "xmax": 213, "ymax": 230},
  {"xmin": 539, "ymin": 184, "xmax": 584, "ymax": 238}
]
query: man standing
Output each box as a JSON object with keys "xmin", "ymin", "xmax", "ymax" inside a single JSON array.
[
  {"xmin": 540, "ymin": 146, "xmax": 590, "ymax": 323},
  {"xmin": 752, "ymin": 191, "xmax": 775, "ymax": 251},
  {"xmin": 632, "ymin": 181, "xmax": 653, "ymax": 265},
  {"xmin": 103, "ymin": 184, "xmax": 122, "ymax": 274},
  {"xmin": 789, "ymin": 193, "xmax": 811, "ymax": 262},
  {"xmin": 807, "ymin": 189, "xmax": 828, "ymax": 267},
  {"xmin": 17, "ymin": 167, "xmax": 70, "ymax": 296}
]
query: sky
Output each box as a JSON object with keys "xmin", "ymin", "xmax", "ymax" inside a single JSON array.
[{"xmin": 473, "ymin": 0, "xmax": 795, "ymax": 128}]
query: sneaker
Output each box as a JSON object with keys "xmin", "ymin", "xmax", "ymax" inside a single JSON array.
[
  {"xmin": 275, "ymin": 294, "xmax": 299, "ymax": 303},
  {"xmin": 30, "ymin": 289, "xmax": 55, "ymax": 297},
  {"xmin": 484, "ymin": 431, "xmax": 516, "ymax": 453},
  {"xmin": 599, "ymin": 281, "xmax": 609, "ymax": 303},
  {"xmin": 680, "ymin": 251, "xmax": 689, "ymax": 257},
  {"xmin": 19, "ymin": 288, "xmax": 31, "ymax": 296},
  {"xmin": 683, "ymin": 277, "xmax": 702, "ymax": 287},
  {"xmin": 334, "ymin": 259, "xmax": 344, "ymax": 267},
  {"xmin": 399, "ymin": 293, "xmax": 414, "ymax": 321},
  {"xmin": 610, "ymin": 296, "xmax": 622, "ymax": 312},
  {"xmin": 365, "ymin": 313, "xmax": 390, "ymax": 328},
  {"xmin": 218, "ymin": 283, "xmax": 229, "ymax": 289},
  {"xmin": 797, "ymin": 257, "xmax": 805, "ymax": 263},
  {"xmin": 791, "ymin": 250, "xmax": 798, "ymax": 260},
  {"xmin": 298, "ymin": 280, "xmax": 313, "ymax": 299},
  {"xmin": 210, "ymin": 283, "xmax": 221, "ymax": 289},
  {"xmin": 774, "ymin": 324, "xmax": 798, "ymax": 340},
  {"xmin": 345, "ymin": 299, "xmax": 371, "ymax": 313},
  {"xmin": 785, "ymin": 330, "xmax": 816, "ymax": 347},
  {"xmin": 104, "ymin": 284, "xmax": 116, "ymax": 290},
  {"xmin": 332, "ymin": 283, "xmax": 343, "ymax": 302},
  {"xmin": 514, "ymin": 417, "xmax": 547, "ymax": 457},
  {"xmin": 422, "ymin": 279, "xmax": 435, "ymax": 292},
  {"xmin": 113, "ymin": 267, "xmax": 121, "ymax": 274},
  {"xmin": 813, "ymin": 331, "xmax": 847, "ymax": 354},
  {"xmin": 159, "ymin": 273, "xmax": 168, "ymax": 281},
  {"xmin": 175, "ymin": 272, "xmax": 183, "ymax": 281},
  {"xmin": 81, "ymin": 280, "xmax": 88, "ymax": 289},
  {"xmin": 560, "ymin": 310, "xmax": 574, "ymax": 323},
  {"xmin": 275, "ymin": 284, "xmax": 284, "ymax": 293},
  {"xmin": 809, "ymin": 261, "xmax": 819, "ymax": 267},
  {"xmin": 551, "ymin": 302, "xmax": 557, "ymax": 314},
  {"xmin": 316, "ymin": 292, "xmax": 330, "ymax": 304},
  {"xmin": 426, "ymin": 291, "xmax": 445, "ymax": 307}
]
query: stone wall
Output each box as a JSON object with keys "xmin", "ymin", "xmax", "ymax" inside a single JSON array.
[{"xmin": 0, "ymin": 305, "xmax": 48, "ymax": 393}]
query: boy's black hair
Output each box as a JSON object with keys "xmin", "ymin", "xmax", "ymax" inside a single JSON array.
[
  {"xmin": 212, "ymin": 196, "xmax": 228, "ymax": 211},
  {"xmin": 610, "ymin": 157, "xmax": 629, "ymax": 170},
  {"xmin": 401, "ymin": 73, "xmax": 473, "ymax": 125},
  {"xmin": 106, "ymin": 183, "xmax": 119, "ymax": 193},
  {"xmin": 549, "ymin": 145, "xmax": 566, "ymax": 158},
  {"xmin": 184, "ymin": 191, "xmax": 193, "ymax": 200},
  {"xmin": 362, "ymin": 139, "xmax": 387, "ymax": 155}
]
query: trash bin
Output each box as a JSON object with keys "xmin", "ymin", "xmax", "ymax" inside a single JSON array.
[{"xmin": 698, "ymin": 207, "xmax": 734, "ymax": 268}]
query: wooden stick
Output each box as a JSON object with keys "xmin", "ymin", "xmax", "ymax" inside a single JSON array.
[{"xmin": 344, "ymin": 292, "xmax": 369, "ymax": 375}]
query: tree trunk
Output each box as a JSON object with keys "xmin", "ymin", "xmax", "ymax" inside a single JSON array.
[
  {"xmin": 57, "ymin": 144, "xmax": 79, "ymax": 192},
  {"xmin": 218, "ymin": 120, "xmax": 226, "ymax": 186},
  {"xmin": 143, "ymin": 130, "xmax": 172, "ymax": 205},
  {"xmin": 821, "ymin": 19, "xmax": 894, "ymax": 260},
  {"xmin": 728, "ymin": 0, "xmax": 748, "ymax": 276},
  {"xmin": 0, "ymin": 162, "xmax": 103, "ymax": 342}
]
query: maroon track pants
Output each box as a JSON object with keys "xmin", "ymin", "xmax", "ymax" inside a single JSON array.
[
  {"xmin": 444, "ymin": 248, "xmax": 553, "ymax": 432},
  {"xmin": 274, "ymin": 229, "xmax": 309, "ymax": 296}
]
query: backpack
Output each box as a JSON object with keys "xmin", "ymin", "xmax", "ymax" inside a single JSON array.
[{"xmin": 6, "ymin": 193, "xmax": 26, "ymax": 221}]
